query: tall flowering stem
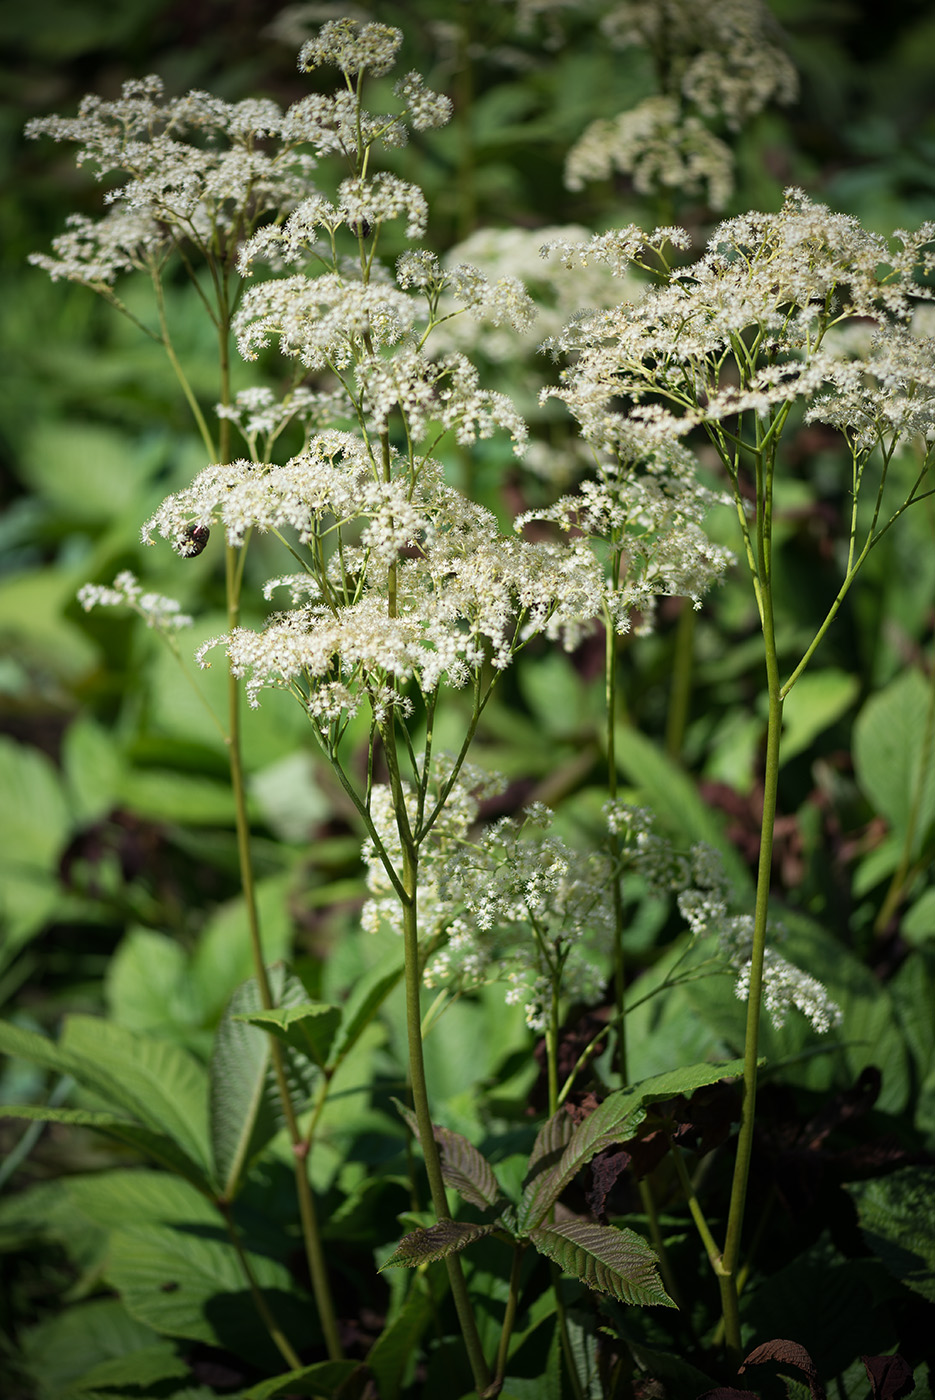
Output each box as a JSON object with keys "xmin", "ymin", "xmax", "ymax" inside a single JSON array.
[{"xmin": 543, "ymin": 193, "xmax": 935, "ymax": 1357}]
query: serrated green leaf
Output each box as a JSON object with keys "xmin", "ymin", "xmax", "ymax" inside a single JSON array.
[
  {"xmin": 519, "ymin": 1061, "xmax": 746, "ymax": 1231},
  {"xmin": 366, "ymin": 1276, "xmax": 436, "ymax": 1400},
  {"xmin": 848, "ymin": 1167, "xmax": 935, "ymax": 1302},
  {"xmin": 528, "ymin": 1218, "xmax": 674, "ymax": 1307},
  {"xmin": 394, "ymin": 1098, "xmax": 503, "ymax": 1210},
  {"xmin": 236, "ymin": 1000, "xmax": 342, "ymax": 1068},
  {"xmin": 61, "ymin": 1016, "xmax": 211, "ymax": 1178},
  {"xmin": 210, "ymin": 967, "xmax": 318, "ymax": 1199},
  {"xmin": 242, "ymin": 1361, "xmax": 362, "ymax": 1399},
  {"xmin": 381, "ymin": 1220, "xmax": 499, "ymax": 1269},
  {"xmin": 0, "ymin": 1106, "xmax": 211, "ymax": 1188}
]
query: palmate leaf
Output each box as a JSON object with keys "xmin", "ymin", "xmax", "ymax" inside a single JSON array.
[
  {"xmin": 518, "ymin": 1061, "xmax": 747, "ymax": 1232},
  {"xmin": 209, "ymin": 966, "xmax": 319, "ymax": 1200},
  {"xmin": 528, "ymin": 1218, "xmax": 675, "ymax": 1307},
  {"xmin": 394, "ymin": 1098, "xmax": 503, "ymax": 1210},
  {"xmin": 236, "ymin": 1001, "xmax": 342, "ymax": 1069},
  {"xmin": 381, "ymin": 1220, "xmax": 500, "ymax": 1269}
]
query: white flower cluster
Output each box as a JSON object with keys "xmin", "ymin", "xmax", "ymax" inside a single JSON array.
[
  {"xmin": 605, "ymin": 804, "xmax": 842, "ymax": 1034},
  {"xmin": 517, "ymin": 439, "xmax": 735, "ymax": 633},
  {"xmin": 546, "ymin": 192, "xmax": 935, "ymax": 465},
  {"xmin": 26, "ymin": 75, "xmax": 320, "ymax": 282},
  {"xmin": 216, "ymin": 384, "xmax": 349, "ymax": 459},
  {"xmin": 77, "ymin": 571, "xmax": 193, "ymax": 631},
  {"xmin": 366, "ymin": 789, "xmax": 617, "ymax": 1032},
  {"xmin": 601, "ymin": 0, "xmax": 798, "ymax": 131},
  {"xmin": 565, "ymin": 97, "xmax": 734, "ymax": 210},
  {"xmin": 153, "ymin": 439, "xmax": 606, "ymax": 708},
  {"xmin": 567, "ymin": 0, "xmax": 797, "ymax": 209},
  {"xmin": 297, "ymin": 18, "xmax": 403, "ymax": 77}
]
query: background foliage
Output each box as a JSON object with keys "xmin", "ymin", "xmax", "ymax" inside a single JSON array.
[{"xmin": 2, "ymin": 2, "xmax": 935, "ymax": 1398}]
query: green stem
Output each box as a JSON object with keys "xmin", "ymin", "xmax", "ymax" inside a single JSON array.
[
  {"xmin": 605, "ymin": 609, "xmax": 628, "ymax": 1085},
  {"xmin": 665, "ymin": 599, "xmax": 696, "ymax": 759},
  {"xmin": 492, "ymin": 1245, "xmax": 526, "ymax": 1389},
  {"xmin": 718, "ymin": 607, "xmax": 783, "ymax": 1363},
  {"xmin": 398, "ymin": 843, "xmax": 492, "ymax": 1396},
  {"xmin": 219, "ymin": 1201, "xmax": 303, "ymax": 1371}
]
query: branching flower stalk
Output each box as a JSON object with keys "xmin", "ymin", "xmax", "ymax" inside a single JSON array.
[{"xmin": 545, "ymin": 190, "xmax": 935, "ymax": 1356}]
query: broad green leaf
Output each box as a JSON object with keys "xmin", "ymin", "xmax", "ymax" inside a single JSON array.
[
  {"xmin": 191, "ymin": 875, "xmax": 295, "ymax": 1023},
  {"xmin": 519, "ymin": 1061, "xmax": 746, "ymax": 1231},
  {"xmin": 529, "ymin": 1219, "xmax": 674, "ymax": 1307},
  {"xmin": 61, "ymin": 716, "xmax": 122, "ymax": 827},
  {"xmin": 65, "ymin": 1169, "xmax": 219, "ymax": 1230},
  {"xmin": 394, "ymin": 1099, "xmax": 503, "ymax": 1210},
  {"xmin": 237, "ymin": 1001, "xmax": 342, "ymax": 1069},
  {"xmin": 21, "ymin": 419, "xmax": 163, "ymax": 521},
  {"xmin": 902, "ymin": 886, "xmax": 935, "ymax": 945},
  {"xmin": 242, "ymin": 1361, "xmax": 362, "ymax": 1400},
  {"xmin": 106, "ymin": 1222, "xmax": 309, "ymax": 1364},
  {"xmin": 106, "ymin": 928, "xmax": 204, "ymax": 1041},
  {"xmin": 780, "ymin": 668, "xmax": 860, "ymax": 764},
  {"xmin": 71, "ymin": 1344, "xmax": 190, "ymax": 1392},
  {"xmin": 853, "ymin": 667, "xmax": 935, "ymax": 849},
  {"xmin": 209, "ymin": 967, "xmax": 318, "ymax": 1199},
  {"xmin": 116, "ymin": 768, "xmax": 236, "ymax": 825},
  {"xmin": 0, "ymin": 567, "xmax": 97, "ymax": 681},
  {"xmin": 328, "ymin": 952, "xmax": 404, "ymax": 1068},
  {"xmin": 61, "ymin": 1016, "xmax": 211, "ymax": 1177},
  {"xmin": 848, "ymin": 1167, "xmax": 935, "ymax": 1303},
  {"xmin": 614, "ymin": 724, "xmax": 752, "ymax": 894},
  {"xmin": 0, "ymin": 1106, "xmax": 210, "ymax": 1189},
  {"xmin": 366, "ymin": 1276, "xmax": 436, "ymax": 1400},
  {"xmin": 18, "ymin": 1297, "xmax": 170, "ymax": 1400},
  {"xmin": 381, "ymin": 1220, "xmax": 499, "ymax": 1269},
  {"xmin": 0, "ymin": 734, "xmax": 72, "ymax": 871}
]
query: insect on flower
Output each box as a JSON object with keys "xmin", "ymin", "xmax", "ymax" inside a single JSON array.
[{"xmin": 179, "ymin": 524, "xmax": 210, "ymax": 558}]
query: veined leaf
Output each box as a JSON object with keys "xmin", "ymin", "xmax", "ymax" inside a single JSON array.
[
  {"xmin": 0, "ymin": 1107, "xmax": 210, "ymax": 1191},
  {"xmin": 381, "ymin": 1220, "xmax": 499, "ymax": 1269},
  {"xmin": 519, "ymin": 1061, "xmax": 746, "ymax": 1231},
  {"xmin": 528, "ymin": 1218, "xmax": 674, "ymax": 1307},
  {"xmin": 236, "ymin": 1001, "xmax": 342, "ymax": 1069},
  {"xmin": 209, "ymin": 966, "xmax": 318, "ymax": 1200},
  {"xmin": 394, "ymin": 1098, "xmax": 503, "ymax": 1210},
  {"xmin": 106, "ymin": 1222, "xmax": 309, "ymax": 1365},
  {"xmin": 242, "ymin": 1361, "xmax": 362, "ymax": 1399},
  {"xmin": 61, "ymin": 1016, "xmax": 211, "ymax": 1176}
]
